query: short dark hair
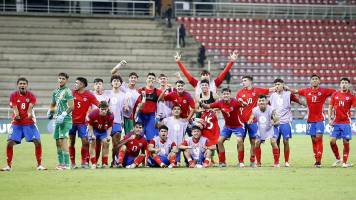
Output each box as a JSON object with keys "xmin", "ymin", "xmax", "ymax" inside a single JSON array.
[
  {"xmin": 222, "ymin": 88, "xmax": 231, "ymax": 93},
  {"xmin": 17, "ymin": 77, "xmax": 28, "ymax": 84},
  {"xmin": 158, "ymin": 74, "xmax": 167, "ymax": 78},
  {"xmin": 58, "ymin": 72, "xmax": 69, "ymax": 79},
  {"xmin": 273, "ymin": 78, "xmax": 284, "ymax": 84},
  {"xmin": 310, "ymin": 74, "xmax": 320, "ymax": 79},
  {"xmin": 191, "ymin": 125, "xmax": 202, "ymax": 131},
  {"xmin": 176, "ymin": 80, "xmax": 185, "ymax": 85},
  {"xmin": 340, "ymin": 77, "xmax": 350, "ymax": 83},
  {"xmin": 258, "ymin": 94, "xmax": 267, "ymax": 99},
  {"xmin": 172, "ymin": 104, "xmax": 181, "ymax": 109},
  {"xmin": 76, "ymin": 77, "xmax": 88, "ymax": 87},
  {"xmin": 147, "ymin": 72, "xmax": 156, "ymax": 77},
  {"xmin": 94, "ymin": 78, "xmax": 103, "ymax": 83},
  {"xmin": 134, "ymin": 121, "xmax": 144, "ymax": 127},
  {"xmin": 242, "ymin": 75, "xmax": 253, "ymax": 81},
  {"xmin": 129, "ymin": 72, "xmax": 138, "ymax": 78},
  {"xmin": 98, "ymin": 101, "xmax": 109, "ymax": 108},
  {"xmin": 200, "ymin": 79, "xmax": 210, "ymax": 85},
  {"xmin": 200, "ymin": 70, "xmax": 210, "ymax": 76},
  {"xmin": 110, "ymin": 75, "xmax": 123, "ymax": 84},
  {"xmin": 159, "ymin": 125, "xmax": 169, "ymax": 131}
]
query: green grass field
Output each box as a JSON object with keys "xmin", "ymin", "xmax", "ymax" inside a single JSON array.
[{"xmin": 0, "ymin": 134, "xmax": 355, "ymax": 200}]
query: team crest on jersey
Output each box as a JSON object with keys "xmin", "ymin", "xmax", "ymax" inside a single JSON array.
[
  {"xmin": 317, "ymin": 92, "xmax": 322, "ymax": 96},
  {"xmin": 252, "ymin": 92, "xmax": 256, "ymax": 96},
  {"xmin": 25, "ymin": 98, "xmax": 30, "ymax": 103},
  {"xmin": 183, "ymin": 100, "xmax": 187, "ymax": 104},
  {"xmin": 346, "ymin": 97, "xmax": 349, "ymax": 100},
  {"xmin": 94, "ymin": 120, "xmax": 98, "ymax": 123},
  {"xmin": 242, "ymin": 94, "xmax": 246, "ymax": 97},
  {"xmin": 335, "ymin": 96, "xmax": 339, "ymax": 99},
  {"xmin": 308, "ymin": 93, "xmax": 311, "ymax": 96},
  {"xmin": 83, "ymin": 97, "xmax": 87, "ymax": 102},
  {"xmin": 130, "ymin": 141, "xmax": 133, "ymax": 144}
]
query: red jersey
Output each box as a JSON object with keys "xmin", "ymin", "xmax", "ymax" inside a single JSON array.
[
  {"xmin": 72, "ymin": 90, "xmax": 99, "ymax": 124},
  {"xmin": 123, "ymin": 132, "xmax": 148, "ymax": 157},
  {"xmin": 9, "ymin": 91, "xmax": 36, "ymax": 125},
  {"xmin": 298, "ymin": 87, "xmax": 335, "ymax": 122},
  {"xmin": 135, "ymin": 87, "xmax": 162, "ymax": 114},
  {"xmin": 236, "ymin": 87, "xmax": 269, "ymax": 123},
  {"xmin": 330, "ymin": 91, "xmax": 355, "ymax": 124},
  {"xmin": 210, "ymin": 98, "xmax": 243, "ymax": 128},
  {"xmin": 88, "ymin": 109, "xmax": 114, "ymax": 132},
  {"xmin": 200, "ymin": 110, "xmax": 220, "ymax": 145},
  {"xmin": 164, "ymin": 91, "xmax": 195, "ymax": 118}
]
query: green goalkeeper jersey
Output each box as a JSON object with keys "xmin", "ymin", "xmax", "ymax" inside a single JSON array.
[{"xmin": 51, "ymin": 86, "xmax": 73, "ymax": 122}]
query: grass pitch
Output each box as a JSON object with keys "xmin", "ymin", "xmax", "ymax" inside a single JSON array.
[{"xmin": 0, "ymin": 134, "xmax": 355, "ymax": 200}]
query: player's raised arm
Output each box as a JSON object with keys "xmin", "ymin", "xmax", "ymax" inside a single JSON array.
[
  {"xmin": 110, "ymin": 60, "xmax": 127, "ymax": 75},
  {"xmin": 214, "ymin": 50, "xmax": 238, "ymax": 87},
  {"xmin": 175, "ymin": 52, "xmax": 199, "ymax": 87}
]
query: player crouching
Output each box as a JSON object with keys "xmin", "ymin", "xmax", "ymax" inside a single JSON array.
[
  {"xmin": 88, "ymin": 101, "xmax": 114, "ymax": 169},
  {"xmin": 116, "ymin": 122, "xmax": 147, "ymax": 168},
  {"xmin": 147, "ymin": 125, "xmax": 178, "ymax": 168},
  {"xmin": 179, "ymin": 125, "xmax": 216, "ymax": 168}
]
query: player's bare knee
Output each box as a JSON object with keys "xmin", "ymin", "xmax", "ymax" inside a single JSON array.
[{"xmin": 343, "ymin": 139, "xmax": 349, "ymax": 144}]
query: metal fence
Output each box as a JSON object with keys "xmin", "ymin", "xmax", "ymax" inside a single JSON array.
[
  {"xmin": 174, "ymin": 1, "xmax": 356, "ymax": 19},
  {"xmin": 0, "ymin": 0, "xmax": 155, "ymax": 17}
]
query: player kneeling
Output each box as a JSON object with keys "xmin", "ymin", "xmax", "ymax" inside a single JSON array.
[
  {"xmin": 248, "ymin": 95, "xmax": 280, "ymax": 167},
  {"xmin": 147, "ymin": 125, "xmax": 178, "ymax": 168},
  {"xmin": 88, "ymin": 101, "xmax": 114, "ymax": 169},
  {"xmin": 179, "ymin": 126, "xmax": 216, "ymax": 168},
  {"xmin": 117, "ymin": 122, "xmax": 147, "ymax": 168}
]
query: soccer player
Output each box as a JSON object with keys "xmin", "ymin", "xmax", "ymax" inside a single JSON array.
[
  {"xmin": 269, "ymin": 78, "xmax": 304, "ymax": 167},
  {"xmin": 48, "ymin": 72, "xmax": 74, "ymax": 170},
  {"xmin": 1, "ymin": 77, "xmax": 46, "ymax": 171},
  {"xmin": 117, "ymin": 122, "xmax": 148, "ymax": 168},
  {"xmin": 288, "ymin": 74, "xmax": 336, "ymax": 167},
  {"xmin": 69, "ymin": 77, "xmax": 99, "ymax": 169},
  {"xmin": 107, "ymin": 74, "xmax": 128, "ymax": 167},
  {"xmin": 157, "ymin": 105, "xmax": 190, "ymax": 164},
  {"xmin": 175, "ymin": 50, "xmax": 238, "ymax": 98},
  {"xmin": 134, "ymin": 72, "xmax": 162, "ymax": 141},
  {"xmin": 88, "ymin": 101, "xmax": 114, "ymax": 169},
  {"xmin": 158, "ymin": 80, "xmax": 195, "ymax": 120},
  {"xmin": 147, "ymin": 125, "xmax": 178, "ymax": 168},
  {"xmin": 248, "ymin": 94, "xmax": 280, "ymax": 167},
  {"xmin": 201, "ymin": 88, "xmax": 245, "ymax": 167},
  {"xmin": 92, "ymin": 78, "xmax": 110, "ymax": 104},
  {"xmin": 179, "ymin": 125, "xmax": 216, "ymax": 168},
  {"xmin": 236, "ymin": 75, "xmax": 275, "ymax": 167},
  {"xmin": 156, "ymin": 73, "xmax": 174, "ymax": 120},
  {"xmin": 328, "ymin": 77, "xmax": 355, "ymax": 168}
]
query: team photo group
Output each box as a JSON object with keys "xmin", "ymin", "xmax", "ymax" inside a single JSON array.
[{"xmin": 2, "ymin": 50, "xmax": 355, "ymax": 171}]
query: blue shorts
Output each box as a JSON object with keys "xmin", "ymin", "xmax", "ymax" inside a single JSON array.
[
  {"xmin": 184, "ymin": 151, "xmax": 205, "ymax": 166},
  {"xmin": 111, "ymin": 123, "xmax": 122, "ymax": 136},
  {"xmin": 123, "ymin": 155, "xmax": 136, "ymax": 167},
  {"xmin": 274, "ymin": 123, "xmax": 292, "ymax": 140},
  {"xmin": 147, "ymin": 155, "xmax": 170, "ymax": 167},
  {"xmin": 306, "ymin": 121, "xmax": 325, "ymax": 136},
  {"xmin": 220, "ymin": 127, "xmax": 245, "ymax": 139},
  {"xmin": 330, "ymin": 124, "xmax": 352, "ymax": 140},
  {"xmin": 244, "ymin": 122, "xmax": 258, "ymax": 139},
  {"xmin": 93, "ymin": 129, "xmax": 109, "ymax": 141},
  {"xmin": 8, "ymin": 124, "xmax": 40, "ymax": 144},
  {"xmin": 136, "ymin": 112, "xmax": 158, "ymax": 141},
  {"xmin": 69, "ymin": 124, "xmax": 88, "ymax": 138}
]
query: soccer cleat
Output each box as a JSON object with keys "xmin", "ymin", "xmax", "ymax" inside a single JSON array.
[
  {"xmin": 71, "ymin": 164, "xmax": 78, "ymax": 169},
  {"xmin": 219, "ymin": 163, "xmax": 227, "ymax": 168},
  {"xmin": 285, "ymin": 162, "xmax": 290, "ymax": 167},
  {"xmin": 159, "ymin": 163, "xmax": 167, "ymax": 168},
  {"xmin": 36, "ymin": 165, "xmax": 47, "ymax": 171},
  {"xmin": 91, "ymin": 164, "xmax": 97, "ymax": 169},
  {"xmin": 274, "ymin": 163, "xmax": 280, "ymax": 168},
  {"xmin": 63, "ymin": 166, "xmax": 71, "ymax": 170},
  {"xmin": 195, "ymin": 164, "xmax": 203, "ymax": 168},
  {"xmin": 101, "ymin": 164, "xmax": 108, "ymax": 169},
  {"xmin": 81, "ymin": 163, "xmax": 90, "ymax": 169},
  {"xmin": 341, "ymin": 163, "xmax": 353, "ymax": 168},
  {"xmin": 332, "ymin": 160, "xmax": 341, "ymax": 167},
  {"xmin": 314, "ymin": 162, "xmax": 321, "ymax": 168},
  {"xmin": 55, "ymin": 165, "xmax": 64, "ymax": 170},
  {"xmin": 238, "ymin": 163, "xmax": 245, "ymax": 168},
  {"xmin": 168, "ymin": 163, "xmax": 176, "ymax": 168},
  {"xmin": 126, "ymin": 164, "xmax": 137, "ymax": 169},
  {"xmin": 1, "ymin": 166, "xmax": 11, "ymax": 172},
  {"xmin": 257, "ymin": 162, "xmax": 262, "ymax": 167},
  {"xmin": 117, "ymin": 163, "xmax": 123, "ymax": 168},
  {"xmin": 250, "ymin": 162, "xmax": 257, "ymax": 168}
]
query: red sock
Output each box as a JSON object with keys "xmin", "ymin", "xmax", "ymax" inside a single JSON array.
[
  {"xmin": 312, "ymin": 138, "xmax": 317, "ymax": 160},
  {"xmin": 203, "ymin": 159, "xmax": 210, "ymax": 166},
  {"xmin": 315, "ymin": 137, "xmax": 323, "ymax": 162},
  {"xmin": 343, "ymin": 143, "xmax": 350, "ymax": 163},
  {"xmin": 95, "ymin": 142, "xmax": 102, "ymax": 161},
  {"xmin": 272, "ymin": 147, "xmax": 280, "ymax": 164},
  {"xmin": 134, "ymin": 155, "xmax": 145, "ymax": 166},
  {"xmin": 330, "ymin": 142, "xmax": 340, "ymax": 160},
  {"xmin": 90, "ymin": 157, "xmax": 97, "ymax": 165},
  {"xmin": 218, "ymin": 151, "xmax": 226, "ymax": 164},
  {"xmin": 255, "ymin": 147, "xmax": 261, "ymax": 164},
  {"xmin": 153, "ymin": 155, "xmax": 163, "ymax": 166},
  {"xmin": 118, "ymin": 150, "xmax": 125, "ymax": 164},
  {"xmin": 112, "ymin": 148, "xmax": 117, "ymax": 164},
  {"xmin": 168, "ymin": 154, "xmax": 176, "ymax": 164},
  {"xmin": 6, "ymin": 146, "xmax": 13, "ymax": 167},
  {"xmin": 284, "ymin": 149, "xmax": 290, "ymax": 163},
  {"xmin": 69, "ymin": 146, "xmax": 75, "ymax": 165},
  {"xmin": 318, "ymin": 137, "xmax": 323, "ymax": 161},
  {"xmin": 35, "ymin": 144, "xmax": 42, "ymax": 166},
  {"xmin": 238, "ymin": 150, "xmax": 244, "ymax": 163},
  {"xmin": 250, "ymin": 155, "xmax": 256, "ymax": 163},
  {"xmin": 102, "ymin": 156, "xmax": 108, "ymax": 166},
  {"xmin": 81, "ymin": 147, "xmax": 89, "ymax": 164}
]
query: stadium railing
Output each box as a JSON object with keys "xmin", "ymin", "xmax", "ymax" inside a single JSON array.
[
  {"xmin": 174, "ymin": 1, "xmax": 356, "ymax": 19},
  {"xmin": 0, "ymin": 0, "xmax": 155, "ymax": 18}
]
